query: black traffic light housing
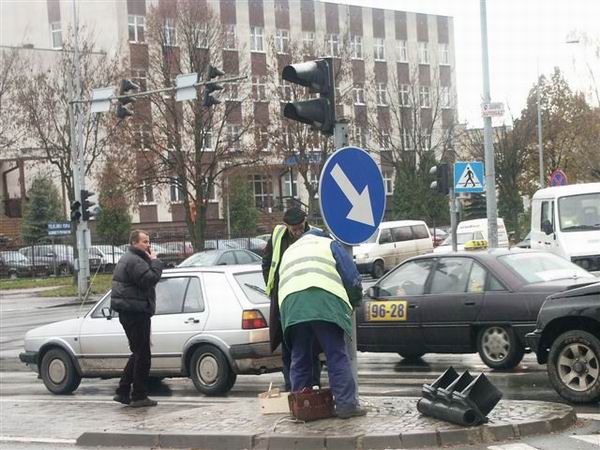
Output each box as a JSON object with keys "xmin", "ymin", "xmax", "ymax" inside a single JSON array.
[
  {"xmin": 116, "ymin": 79, "xmax": 140, "ymax": 119},
  {"xmin": 203, "ymin": 65, "xmax": 224, "ymax": 107},
  {"xmin": 70, "ymin": 200, "xmax": 81, "ymax": 222},
  {"xmin": 282, "ymin": 58, "xmax": 335, "ymax": 135},
  {"xmin": 81, "ymin": 190, "xmax": 96, "ymax": 221},
  {"xmin": 430, "ymin": 163, "xmax": 450, "ymax": 195}
]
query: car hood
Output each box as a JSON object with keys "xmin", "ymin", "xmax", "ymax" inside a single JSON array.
[
  {"xmin": 519, "ymin": 278, "xmax": 597, "ymax": 294},
  {"xmin": 25, "ymin": 318, "xmax": 83, "ymax": 339},
  {"xmin": 546, "ymin": 281, "xmax": 600, "ymax": 300},
  {"xmin": 559, "ymin": 230, "xmax": 600, "ymax": 257},
  {"xmin": 353, "ymin": 243, "xmax": 376, "ymax": 256}
]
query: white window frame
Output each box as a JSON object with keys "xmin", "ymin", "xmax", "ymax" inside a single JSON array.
[
  {"xmin": 202, "ymin": 130, "xmax": 213, "ymax": 151},
  {"xmin": 139, "ymin": 180, "xmax": 155, "ymax": 204},
  {"xmin": 50, "ymin": 21, "xmax": 62, "ymax": 49},
  {"xmin": 309, "ymin": 170, "xmax": 319, "ymax": 197},
  {"xmin": 128, "ymin": 15, "xmax": 145, "ymax": 43},
  {"xmin": 303, "ymin": 32, "xmax": 315, "ymax": 54},
  {"xmin": 224, "ymin": 82, "xmax": 239, "ymax": 101},
  {"xmin": 420, "ymin": 131, "xmax": 431, "ymax": 151},
  {"xmin": 326, "ymin": 33, "xmax": 339, "ymax": 57},
  {"xmin": 440, "ymin": 86, "xmax": 451, "ymax": 109},
  {"xmin": 195, "ymin": 23, "xmax": 208, "ymax": 49},
  {"xmin": 170, "ymin": 178, "xmax": 184, "ymax": 203},
  {"xmin": 419, "ymin": 85, "xmax": 431, "ymax": 108},
  {"xmin": 353, "ymin": 84, "xmax": 365, "ymax": 105},
  {"xmin": 396, "ymin": 39, "xmax": 408, "ymax": 62},
  {"xmin": 399, "ymin": 84, "xmax": 410, "ymax": 106},
  {"xmin": 376, "ymin": 83, "xmax": 388, "ymax": 106},
  {"xmin": 439, "ymin": 43, "xmax": 450, "ymax": 66},
  {"xmin": 374, "ymin": 38, "xmax": 385, "ymax": 61},
  {"xmin": 382, "ymin": 169, "xmax": 394, "ymax": 195},
  {"xmin": 250, "ymin": 26, "xmax": 264, "ymax": 52},
  {"xmin": 379, "ymin": 131, "xmax": 391, "ymax": 150},
  {"xmin": 256, "ymin": 127, "xmax": 270, "ymax": 152},
  {"xmin": 164, "ymin": 18, "xmax": 177, "ymax": 46},
  {"xmin": 400, "ymin": 128, "xmax": 413, "ymax": 151},
  {"xmin": 280, "ymin": 79, "xmax": 293, "ymax": 102},
  {"xmin": 418, "ymin": 42, "xmax": 429, "ymax": 64},
  {"xmin": 350, "ymin": 35, "xmax": 363, "ymax": 59},
  {"xmin": 252, "ymin": 76, "xmax": 268, "ymax": 101},
  {"xmin": 353, "ymin": 126, "xmax": 368, "ymax": 148},
  {"xmin": 226, "ymin": 124, "xmax": 242, "ymax": 151},
  {"xmin": 275, "ymin": 29, "xmax": 289, "ymax": 54},
  {"xmin": 282, "ymin": 171, "xmax": 297, "ymax": 198},
  {"xmin": 224, "ymin": 24, "xmax": 237, "ymax": 50},
  {"xmin": 253, "ymin": 174, "xmax": 271, "ymax": 208}
]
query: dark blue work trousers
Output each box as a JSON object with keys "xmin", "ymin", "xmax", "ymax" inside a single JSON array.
[
  {"xmin": 288, "ymin": 320, "xmax": 357, "ymax": 413},
  {"xmin": 282, "ymin": 338, "xmax": 321, "ymax": 391}
]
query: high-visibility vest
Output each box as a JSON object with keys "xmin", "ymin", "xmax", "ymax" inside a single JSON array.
[
  {"xmin": 278, "ymin": 234, "xmax": 351, "ymax": 309},
  {"xmin": 265, "ymin": 224, "xmax": 287, "ymax": 295}
]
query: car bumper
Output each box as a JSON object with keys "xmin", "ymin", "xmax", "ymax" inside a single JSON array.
[
  {"xmin": 230, "ymin": 342, "xmax": 282, "ymax": 375},
  {"xmin": 354, "ymin": 261, "xmax": 373, "ymax": 274},
  {"xmin": 525, "ymin": 330, "xmax": 544, "ymax": 363},
  {"xmin": 19, "ymin": 351, "xmax": 39, "ymax": 372}
]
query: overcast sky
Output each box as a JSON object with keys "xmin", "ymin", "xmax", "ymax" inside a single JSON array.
[{"xmin": 335, "ymin": 0, "xmax": 600, "ymax": 128}]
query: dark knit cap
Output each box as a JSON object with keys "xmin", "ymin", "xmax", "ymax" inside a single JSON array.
[{"xmin": 283, "ymin": 207, "xmax": 306, "ymax": 225}]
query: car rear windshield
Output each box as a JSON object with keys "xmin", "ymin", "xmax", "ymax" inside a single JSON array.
[
  {"xmin": 234, "ymin": 271, "xmax": 269, "ymax": 304},
  {"xmin": 498, "ymin": 252, "xmax": 593, "ymax": 284}
]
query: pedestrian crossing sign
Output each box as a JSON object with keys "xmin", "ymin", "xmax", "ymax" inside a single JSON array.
[{"xmin": 454, "ymin": 161, "xmax": 484, "ymax": 193}]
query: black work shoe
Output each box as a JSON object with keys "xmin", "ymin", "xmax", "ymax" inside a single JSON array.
[
  {"xmin": 336, "ymin": 407, "xmax": 367, "ymax": 419},
  {"xmin": 113, "ymin": 394, "xmax": 131, "ymax": 405},
  {"xmin": 129, "ymin": 397, "xmax": 158, "ymax": 408}
]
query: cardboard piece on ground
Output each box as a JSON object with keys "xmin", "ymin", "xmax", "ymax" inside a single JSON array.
[{"xmin": 258, "ymin": 385, "xmax": 290, "ymax": 414}]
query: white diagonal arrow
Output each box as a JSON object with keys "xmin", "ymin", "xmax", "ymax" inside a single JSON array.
[{"xmin": 330, "ymin": 163, "xmax": 375, "ymax": 226}]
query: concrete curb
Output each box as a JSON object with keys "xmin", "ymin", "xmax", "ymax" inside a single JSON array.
[{"xmin": 76, "ymin": 406, "xmax": 577, "ymax": 449}]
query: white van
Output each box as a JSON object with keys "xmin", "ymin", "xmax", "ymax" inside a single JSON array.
[
  {"xmin": 530, "ymin": 182, "xmax": 600, "ymax": 275},
  {"xmin": 433, "ymin": 218, "xmax": 509, "ymax": 254},
  {"xmin": 353, "ymin": 220, "xmax": 433, "ymax": 278}
]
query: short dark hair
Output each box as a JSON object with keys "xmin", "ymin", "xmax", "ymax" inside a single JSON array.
[{"xmin": 129, "ymin": 229, "xmax": 149, "ymax": 245}]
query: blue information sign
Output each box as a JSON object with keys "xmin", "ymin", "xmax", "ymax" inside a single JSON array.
[
  {"xmin": 47, "ymin": 222, "xmax": 71, "ymax": 236},
  {"xmin": 454, "ymin": 161, "xmax": 485, "ymax": 193},
  {"xmin": 549, "ymin": 169, "xmax": 568, "ymax": 187},
  {"xmin": 319, "ymin": 147, "xmax": 386, "ymax": 245}
]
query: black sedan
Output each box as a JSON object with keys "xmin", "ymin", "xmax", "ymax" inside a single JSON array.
[
  {"xmin": 357, "ymin": 249, "xmax": 597, "ymax": 370},
  {"xmin": 177, "ymin": 249, "xmax": 261, "ymax": 267}
]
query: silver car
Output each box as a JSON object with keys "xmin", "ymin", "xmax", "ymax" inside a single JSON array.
[{"xmin": 19, "ymin": 265, "xmax": 280, "ymax": 396}]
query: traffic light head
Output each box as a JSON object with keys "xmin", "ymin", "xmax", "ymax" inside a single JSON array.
[
  {"xmin": 429, "ymin": 163, "xmax": 450, "ymax": 195},
  {"xmin": 281, "ymin": 58, "xmax": 335, "ymax": 135},
  {"xmin": 203, "ymin": 65, "xmax": 224, "ymax": 108},
  {"xmin": 81, "ymin": 190, "xmax": 96, "ymax": 221},
  {"xmin": 70, "ymin": 200, "xmax": 81, "ymax": 222},
  {"xmin": 115, "ymin": 79, "xmax": 140, "ymax": 119}
]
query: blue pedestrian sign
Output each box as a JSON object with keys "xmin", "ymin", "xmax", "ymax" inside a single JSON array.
[
  {"xmin": 454, "ymin": 161, "xmax": 485, "ymax": 193},
  {"xmin": 319, "ymin": 147, "xmax": 386, "ymax": 245}
]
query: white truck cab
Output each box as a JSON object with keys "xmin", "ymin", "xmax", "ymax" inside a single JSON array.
[{"xmin": 530, "ymin": 183, "xmax": 600, "ymax": 275}]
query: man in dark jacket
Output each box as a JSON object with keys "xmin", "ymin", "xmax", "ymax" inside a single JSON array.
[
  {"xmin": 111, "ymin": 230, "xmax": 164, "ymax": 407},
  {"xmin": 262, "ymin": 207, "xmax": 320, "ymax": 390}
]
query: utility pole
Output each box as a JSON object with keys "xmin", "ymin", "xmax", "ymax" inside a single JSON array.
[
  {"xmin": 479, "ymin": 0, "xmax": 499, "ymax": 248},
  {"xmin": 536, "ymin": 79, "xmax": 545, "ymax": 186}
]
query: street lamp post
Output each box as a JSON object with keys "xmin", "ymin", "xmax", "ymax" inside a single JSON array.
[{"xmin": 536, "ymin": 74, "xmax": 545, "ymax": 187}]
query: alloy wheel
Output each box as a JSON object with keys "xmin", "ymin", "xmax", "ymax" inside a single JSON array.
[
  {"xmin": 557, "ymin": 343, "xmax": 600, "ymax": 392},
  {"xmin": 481, "ymin": 327, "xmax": 510, "ymax": 362}
]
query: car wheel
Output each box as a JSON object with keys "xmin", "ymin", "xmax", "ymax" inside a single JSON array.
[
  {"xmin": 398, "ymin": 353, "xmax": 425, "ymax": 360},
  {"xmin": 372, "ymin": 260, "xmax": 385, "ymax": 278},
  {"xmin": 189, "ymin": 345, "xmax": 237, "ymax": 396},
  {"xmin": 58, "ymin": 264, "xmax": 71, "ymax": 276},
  {"xmin": 547, "ymin": 330, "xmax": 600, "ymax": 403},
  {"xmin": 40, "ymin": 348, "xmax": 81, "ymax": 395},
  {"xmin": 477, "ymin": 326, "xmax": 524, "ymax": 370}
]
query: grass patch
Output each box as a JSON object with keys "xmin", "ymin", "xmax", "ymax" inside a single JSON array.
[
  {"xmin": 37, "ymin": 274, "xmax": 113, "ymax": 297},
  {"xmin": 0, "ymin": 276, "xmax": 74, "ymax": 290}
]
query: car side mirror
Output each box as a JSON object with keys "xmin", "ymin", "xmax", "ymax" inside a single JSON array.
[
  {"xmin": 541, "ymin": 220, "xmax": 554, "ymax": 235},
  {"xmin": 367, "ymin": 286, "xmax": 380, "ymax": 298},
  {"xmin": 46, "ymin": 252, "xmax": 56, "ymax": 257},
  {"xmin": 101, "ymin": 307, "xmax": 112, "ymax": 319}
]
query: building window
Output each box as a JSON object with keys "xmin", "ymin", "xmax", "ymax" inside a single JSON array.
[
  {"xmin": 382, "ymin": 169, "xmax": 394, "ymax": 195},
  {"xmin": 195, "ymin": 23, "xmax": 208, "ymax": 48},
  {"xmin": 170, "ymin": 178, "xmax": 184, "ymax": 203},
  {"xmin": 131, "ymin": 68, "xmax": 147, "ymax": 90},
  {"xmin": 325, "ymin": 33, "xmax": 339, "ymax": 57},
  {"xmin": 439, "ymin": 43, "xmax": 450, "ymax": 65},
  {"xmin": 224, "ymin": 82, "xmax": 239, "ymax": 101},
  {"xmin": 256, "ymin": 127, "xmax": 270, "ymax": 152},
  {"xmin": 418, "ymin": 42, "xmax": 429, "ymax": 64},
  {"xmin": 374, "ymin": 38, "xmax": 385, "ymax": 61},
  {"xmin": 128, "ymin": 15, "xmax": 145, "ymax": 43},
  {"xmin": 440, "ymin": 86, "xmax": 451, "ymax": 108},
  {"xmin": 379, "ymin": 131, "xmax": 391, "ymax": 150},
  {"xmin": 224, "ymin": 24, "xmax": 236, "ymax": 49},
  {"xmin": 253, "ymin": 174, "xmax": 271, "ymax": 208},
  {"xmin": 419, "ymin": 86, "xmax": 431, "ymax": 108},
  {"xmin": 226, "ymin": 124, "xmax": 242, "ymax": 151},
  {"xmin": 283, "ymin": 126, "xmax": 294, "ymax": 149},
  {"xmin": 282, "ymin": 171, "xmax": 297, "ymax": 198},
  {"xmin": 250, "ymin": 26, "xmax": 264, "ymax": 52},
  {"xmin": 201, "ymin": 130, "xmax": 213, "ymax": 150},
  {"xmin": 350, "ymin": 35, "xmax": 363, "ymax": 59},
  {"xmin": 420, "ymin": 131, "xmax": 431, "ymax": 151},
  {"xmin": 352, "ymin": 126, "xmax": 368, "ymax": 148},
  {"xmin": 400, "ymin": 128, "xmax": 413, "ymax": 150},
  {"xmin": 303, "ymin": 32, "xmax": 315, "ymax": 54},
  {"xmin": 376, "ymin": 83, "xmax": 387, "ymax": 106},
  {"xmin": 139, "ymin": 180, "xmax": 154, "ymax": 204},
  {"xmin": 275, "ymin": 29, "xmax": 289, "ymax": 54},
  {"xmin": 396, "ymin": 40, "xmax": 408, "ymax": 62},
  {"xmin": 164, "ymin": 18, "xmax": 177, "ymax": 46},
  {"xmin": 280, "ymin": 80, "xmax": 293, "ymax": 102},
  {"xmin": 399, "ymin": 84, "xmax": 410, "ymax": 106},
  {"xmin": 309, "ymin": 170, "xmax": 319, "ymax": 194},
  {"xmin": 50, "ymin": 21, "xmax": 62, "ymax": 49},
  {"xmin": 353, "ymin": 84, "xmax": 365, "ymax": 105},
  {"xmin": 252, "ymin": 76, "xmax": 268, "ymax": 101}
]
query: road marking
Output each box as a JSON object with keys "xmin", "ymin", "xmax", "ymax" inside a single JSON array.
[
  {"xmin": 0, "ymin": 436, "xmax": 77, "ymax": 444},
  {"xmin": 488, "ymin": 444, "xmax": 540, "ymax": 450},
  {"xmin": 578, "ymin": 413, "xmax": 600, "ymax": 421},
  {"xmin": 571, "ymin": 435, "xmax": 600, "ymax": 446}
]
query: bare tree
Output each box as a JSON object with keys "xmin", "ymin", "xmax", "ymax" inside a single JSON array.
[{"xmin": 0, "ymin": 48, "xmax": 25, "ymax": 151}]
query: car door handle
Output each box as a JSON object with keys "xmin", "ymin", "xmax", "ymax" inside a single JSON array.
[
  {"xmin": 184, "ymin": 317, "xmax": 200, "ymax": 324},
  {"xmin": 408, "ymin": 304, "xmax": 418, "ymax": 309},
  {"xmin": 464, "ymin": 301, "xmax": 476, "ymax": 306}
]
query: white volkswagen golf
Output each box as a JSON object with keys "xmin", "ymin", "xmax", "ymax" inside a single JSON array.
[{"xmin": 20, "ymin": 265, "xmax": 281, "ymax": 396}]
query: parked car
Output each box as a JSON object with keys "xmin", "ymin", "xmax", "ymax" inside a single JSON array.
[
  {"xmin": 0, "ymin": 251, "xmax": 50, "ymax": 278},
  {"xmin": 357, "ymin": 249, "xmax": 597, "ymax": 370},
  {"xmin": 19, "ymin": 244, "xmax": 102, "ymax": 275},
  {"xmin": 91, "ymin": 245, "xmax": 126, "ymax": 272},
  {"xmin": 514, "ymin": 232, "xmax": 531, "ymax": 249},
  {"xmin": 526, "ymin": 281, "xmax": 600, "ymax": 403},
  {"xmin": 206, "ymin": 238, "xmax": 268, "ymax": 257},
  {"xmin": 178, "ymin": 249, "xmax": 261, "ymax": 267},
  {"xmin": 434, "ymin": 218, "xmax": 510, "ymax": 254},
  {"xmin": 19, "ymin": 265, "xmax": 280, "ymax": 396},
  {"xmin": 429, "ymin": 228, "xmax": 449, "ymax": 247}
]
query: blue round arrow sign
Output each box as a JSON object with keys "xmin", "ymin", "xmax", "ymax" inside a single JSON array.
[{"xmin": 319, "ymin": 147, "xmax": 386, "ymax": 245}]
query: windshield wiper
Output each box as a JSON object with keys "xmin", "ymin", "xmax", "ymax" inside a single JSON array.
[
  {"xmin": 561, "ymin": 224, "xmax": 600, "ymax": 231},
  {"xmin": 245, "ymin": 283, "xmax": 267, "ymax": 295}
]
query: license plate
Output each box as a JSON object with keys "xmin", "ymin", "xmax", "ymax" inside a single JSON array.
[{"xmin": 365, "ymin": 301, "xmax": 408, "ymax": 321}]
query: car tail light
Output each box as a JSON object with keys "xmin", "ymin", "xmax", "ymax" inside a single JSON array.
[{"xmin": 242, "ymin": 309, "xmax": 268, "ymax": 329}]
